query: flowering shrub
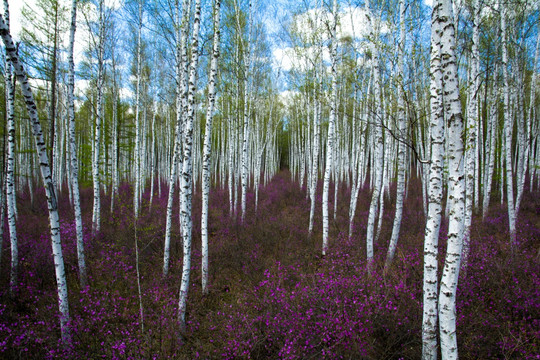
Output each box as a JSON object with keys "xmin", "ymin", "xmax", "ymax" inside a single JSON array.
[{"xmin": 0, "ymin": 173, "xmax": 538, "ymax": 358}]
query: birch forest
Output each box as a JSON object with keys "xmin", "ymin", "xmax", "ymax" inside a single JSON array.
[{"xmin": 0, "ymin": 0, "xmax": 538, "ymax": 358}]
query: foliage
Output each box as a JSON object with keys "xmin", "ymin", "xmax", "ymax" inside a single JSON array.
[{"xmin": 0, "ymin": 172, "xmax": 538, "ymax": 359}]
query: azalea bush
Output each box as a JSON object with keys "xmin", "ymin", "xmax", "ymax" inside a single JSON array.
[{"xmin": 0, "ymin": 172, "xmax": 538, "ymax": 359}]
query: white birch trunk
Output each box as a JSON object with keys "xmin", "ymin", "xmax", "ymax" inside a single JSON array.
[
  {"xmin": 501, "ymin": 3, "xmax": 517, "ymax": 247},
  {"xmin": 0, "ymin": 15, "xmax": 70, "ymax": 342},
  {"xmin": 228, "ymin": 103, "xmax": 235, "ymax": 216},
  {"xmin": 3, "ymin": 3, "xmax": 18, "ymax": 295},
  {"xmin": 365, "ymin": 0, "xmax": 383, "ymax": 270},
  {"xmin": 308, "ymin": 95, "xmax": 321, "ymax": 236},
  {"xmin": 422, "ymin": 1, "xmax": 445, "ymax": 357},
  {"xmin": 67, "ymin": 0, "xmax": 86, "ymax": 287},
  {"xmin": 178, "ymin": 0, "xmax": 201, "ymax": 331},
  {"xmin": 133, "ymin": 1, "xmax": 143, "ymax": 219},
  {"xmin": 150, "ymin": 110, "xmax": 156, "ymax": 207},
  {"xmin": 482, "ymin": 83, "xmax": 497, "ymax": 219},
  {"xmin": 461, "ymin": 0, "xmax": 480, "ymax": 272},
  {"xmin": 437, "ymin": 0, "xmax": 465, "ymax": 357},
  {"xmin": 92, "ymin": 0, "xmax": 105, "ymax": 235},
  {"xmin": 163, "ymin": 0, "xmax": 188, "ymax": 278},
  {"xmin": 385, "ymin": 0, "xmax": 406, "ymax": 270},
  {"xmin": 240, "ymin": 1, "xmax": 252, "ymax": 223},
  {"xmin": 110, "ymin": 53, "xmax": 118, "ymax": 213},
  {"xmin": 201, "ymin": 0, "xmax": 221, "ymax": 295},
  {"xmin": 322, "ymin": 0, "xmax": 338, "ymax": 256}
]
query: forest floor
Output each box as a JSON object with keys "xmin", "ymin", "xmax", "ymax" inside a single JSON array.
[{"xmin": 0, "ymin": 170, "xmax": 538, "ymax": 359}]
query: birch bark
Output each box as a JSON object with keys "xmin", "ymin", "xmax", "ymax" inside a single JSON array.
[
  {"xmin": 240, "ymin": 1, "xmax": 252, "ymax": 223},
  {"xmin": 501, "ymin": 3, "xmax": 517, "ymax": 247},
  {"xmin": 0, "ymin": 14, "xmax": 71, "ymax": 342},
  {"xmin": 422, "ymin": 1, "xmax": 445, "ymax": 357},
  {"xmin": 92, "ymin": 0, "xmax": 105, "ymax": 235},
  {"xmin": 110, "ymin": 45, "xmax": 119, "ymax": 213},
  {"xmin": 3, "ymin": 0, "xmax": 18, "ymax": 295},
  {"xmin": 322, "ymin": 0, "xmax": 338, "ymax": 256},
  {"xmin": 385, "ymin": 0, "xmax": 406, "ymax": 270},
  {"xmin": 482, "ymin": 82, "xmax": 497, "ymax": 219},
  {"xmin": 365, "ymin": 0, "xmax": 383, "ymax": 270},
  {"xmin": 163, "ymin": 0, "xmax": 189, "ymax": 277},
  {"xmin": 133, "ymin": 1, "xmax": 144, "ymax": 219},
  {"xmin": 67, "ymin": 0, "xmax": 86, "ymax": 286},
  {"xmin": 201, "ymin": 0, "xmax": 221, "ymax": 295},
  {"xmin": 461, "ymin": 0, "xmax": 479, "ymax": 272},
  {"xmin": 308, "ymin": 81, "xmax": 321, "ymax": 235},
  {"xmin": 437, "ymin": 0, "xmax": 466, "ymax": 357},
  {"xmin": 178, "ymin": 0, "xmax": 201, "ymax": 331}
]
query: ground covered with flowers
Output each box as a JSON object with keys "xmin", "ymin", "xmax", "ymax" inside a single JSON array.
[{"xmin": 0, "ymin": 171, "xmax": 538, "ymax": 359}]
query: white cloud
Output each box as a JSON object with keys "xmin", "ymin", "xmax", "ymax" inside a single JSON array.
[
  {"xmin": 273, "ymin": 45, "xmax": 331, "ymax": 72},
  {"xmin": 3, "ymin": 0, "xmax": 29, "ymax": 40},
  {"xmin": 291, "ymin": 6, "xmax": 388, "ymax": 43},
  {"xmin": 279, "ymin": 90, "xmax": 299, "ymax": 106},
  {"xmin": 273, "ymin": 47, "xmax": 302, "ymax": 72},
  {"xmin": 273, "ymin": 5, "xmax": 388, "ymax": 73},
  {"xmin": 109, "ymin": 0, "xmax": 122, "ymax": 10},
  {"xmin": 75, "ymin": 79, "xmax": 91, "ymax": 96},
  {"xmin": 338, "ymin": 7, "xmax": 370, "ymax": 40},
  {"xmin": 120, "ymin": 87, "xmax": 133, "ymax": 101}
]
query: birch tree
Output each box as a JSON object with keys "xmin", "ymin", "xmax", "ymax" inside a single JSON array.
[
  {"xmin": 3, "ymin": 0, "xmax": 18, "ymax": 295},
  {"xmin": 422, "ymin": 0, "xmax": 445, "ymax": 356},
  {"xmin": 110, "ymin": 33, "xmax": 120, "ymax": 213},
  {"xmin": 309, "ymin": 4, "xmax": 322, "ymax": 237},
  {"xmin": 385, "ymin": 0, "xmax": 407, "ymax": 270},
  {"xmin": 240, "ymin": 0, "xmax": 251, "ymax": 223},
  {"xmin": 163, "ymin": 0, "xmax": 188, "ymax": 277},
  {"xmin": 365, "ymin": 0, "xmax": 384, "ymax": 270},
  {"xmin": 437, "ymin": 0, "xmax": 465, "ymax": 357},
  {"xmin": 91, "ymin": 0, "xmax": 105, "ymax": 235},
  {"xmin": 482, "ymin": 72, "xmax": 497, "ymax": 219},
  {"xmin": 0, "ymin": 14, "xmax": 70, "ymax": 343},
  {"xmin": 178, "ymin": 0, "xmax": 201, "ymax": 332},
  {"xmin": 133, "ymin": 0, "xmax": 144, "ymax": 219},
  {"xmin": 461, "ymin": 0, "xmax": 480, "ymax": 272},
  {"xmin": 67, "ymin": 0, "xmax": 86, "ymax": 286},
  {"xmin": 201, "ymin": 0, "xmax": 221, "ymax": 295},
  {"xmin": 501, "ymin": 2, "xmax": 516, "ymax": 247},
  {"xmin": 321, "ymin": 0, "xmax": 337, "ymax": 256}
]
